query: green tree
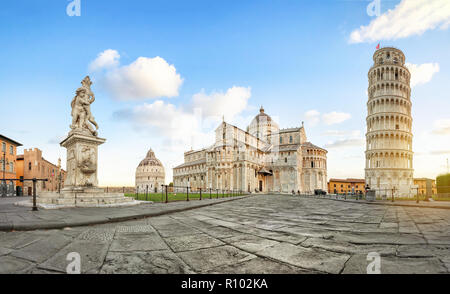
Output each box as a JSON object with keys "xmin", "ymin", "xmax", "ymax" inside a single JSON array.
[{"xmin": 436, "ymin": 173, "xmax": 450, "ymax": 196}]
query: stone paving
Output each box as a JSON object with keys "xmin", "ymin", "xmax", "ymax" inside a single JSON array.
[
  {"xmin": 1, "ymin": 194, "xmax": 450, "ymax": 274},
  {"xmin": 0, "ymin": 196, "xmax": 247, "ymax": 231}
]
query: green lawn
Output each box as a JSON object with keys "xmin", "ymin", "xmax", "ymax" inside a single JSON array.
[{"xmin": 125, "ymin": 192, "xmax": 246, "ymax": 202}]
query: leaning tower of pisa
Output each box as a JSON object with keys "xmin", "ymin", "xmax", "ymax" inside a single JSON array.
[{"xmin": 365, "ymin": 47, "xmax": 414, "ymax": 197}]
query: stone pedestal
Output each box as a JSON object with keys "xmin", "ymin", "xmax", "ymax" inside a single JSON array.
[
  {"xmin": 366, "ymin": 189, "xmax": 376, "ymax": 202},
  {"xmin": 62, "ymin": 131, "xmax": 105, "ymax": 187},
  {"xmin": 33, "ymin": 131, "xmax": 137, "ymax": 208}
]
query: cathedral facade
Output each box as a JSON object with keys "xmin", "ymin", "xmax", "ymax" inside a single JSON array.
[{"xmin": 173, "ymin": 107, "xmax": 327, "ymax": 193}]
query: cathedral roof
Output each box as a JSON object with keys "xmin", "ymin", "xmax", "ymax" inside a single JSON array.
[
  {"xmin": 173, "ymin": 158, "xmax": 206, "ymax": 169},
  {"xmin": 279, "ymin": 144, "xmax": 301, "ymax": 151},
  {"xmin": 138, "ymin": 148, "xmax": 164, "ymax": 167},
  {"xmin": 279, "ymin": 127, "xmax": 301, "ymax": 133},
  {"xmin": 302, "ymin": 142, "xmax": 327, "ymax": 152}
]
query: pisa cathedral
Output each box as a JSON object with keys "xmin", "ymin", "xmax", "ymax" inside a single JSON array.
[
  {"xmin": 173, "ymin": 107, "xmax": 327, "ymax": 193},
  {"xmin": 365, "ymin": 47, "xmax": 414, "ymax": 196}
]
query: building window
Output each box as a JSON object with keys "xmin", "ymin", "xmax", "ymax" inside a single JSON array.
[
  {"xmin": 9, "ymin": 162, "xmax": 13, "ymax": 172},
  {"xmin": 311, "ymin": 161, "xmax": 314, "ymax": 168},
  {"xmin": 289, "ymin": 136, "xmax": 293, "ymax": 143},
  {"xmin": 28, "ymin": 162, "xmax": 32, "ymax": 170},
  {"xmin": 10, "ymin": 145, "xmax": 13, "ymax": 155},
  {"xmin": 279, "ymin": 137, "xmax": 282, "ymax": 144},
  {"xmin": 285, "ymin": 158, "xmax": 287, "ymax": 163},
  {"xmin": 1, "ymin": 142, "xmax": 5, "ymax": 152}
]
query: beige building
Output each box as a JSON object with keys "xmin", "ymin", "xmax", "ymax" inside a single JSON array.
[
  {"xmin": 135, "ymin": 149, "xmax": 165, "ymax": 193},
  {"xmin": 173, "ymin": 107, "xmax": 327, "ymax": 193},
  {"xmin": 16, "ymin": 148, "xmax": 66, "ymax": 195},
  {"xmin": 328, "ymin": 178, "xmax": 365, "ymax": 194},
  {"xmin": 365, "ymin": 47, "xmax": 414, "ymax": 197},
  {"xmin": 413, "ymin": 178, "xmax": 437, "ymax": 196}
]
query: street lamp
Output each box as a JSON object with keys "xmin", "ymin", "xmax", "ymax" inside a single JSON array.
[
  {"xmin": 58, "ymin": 171, "xmax": 62, "ymax": 194},
  {"xmin": 2, "ymin": 152, "xmax": 5, "ymax": 197}
]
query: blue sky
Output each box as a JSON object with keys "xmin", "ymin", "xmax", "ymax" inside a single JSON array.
[{"xmin": 1, "ymin": 0, "xmax": 450, "ymax": 185}]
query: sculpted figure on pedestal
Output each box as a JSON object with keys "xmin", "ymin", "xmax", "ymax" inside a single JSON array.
[
  {"xmin": 77, "ymin": 147, "xmax": 97, "ymax": 186},
  {"xmin": 70, "ymin": 76, "xmax": 99, "ymax": 136}
]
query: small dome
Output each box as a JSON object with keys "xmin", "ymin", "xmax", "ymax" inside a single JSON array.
[{"xmin": 138, "ymin": 148, "xmax": 163, "ymax": 167}]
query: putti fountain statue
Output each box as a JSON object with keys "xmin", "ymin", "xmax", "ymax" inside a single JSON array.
[{"xmin": 20, "ymin": 76, "xmax": 137, "ymax": 208}]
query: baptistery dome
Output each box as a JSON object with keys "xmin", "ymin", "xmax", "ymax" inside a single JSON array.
[{"xmin": 135, "ymin": 149, "xmax": 165, "ymax": 192}]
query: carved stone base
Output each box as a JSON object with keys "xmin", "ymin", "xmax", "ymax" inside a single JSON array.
[
  {"xmin": 61, "ymin": 132, "xmax": 105, "ymax": 187},
  {"xmin": 35, "ymin": 187, "xmax": 138, "ymax": 208},
  {"xmin": 25, "ymin": 131, "xmax": 141, "ymax": 208}
]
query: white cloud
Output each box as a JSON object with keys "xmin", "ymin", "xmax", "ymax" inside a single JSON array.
[
  {"xmin": 115, "ymin": 100, "xmax": 212, "ymax": 152},
  {"xmin": 114, "ymin": 86, "xmax": 252, "ymax": 152},
  {"xmin": 305, "ymin": 110, "xmax": 351, "ymax": 126},
  {"xmin": 432, "ymin": 119, "xmax": 450, "ymax": 135},
  {"xmin": 89, "ymin": 49, "xmax": 120, "ymax": 71},
  {"xmin": 305, "ymin": 110, "xmax": 320, "ymax": 126},
  {"xmin": 322, "ymin": 112, "xmax": 351, "ymax": 125},
  {"xmin": 103, "ymin": 56, "xmax": 183, "ymax": 100},
  {"xmin": 322, "ymin": 130, "xmax": 361, "ymax": 137},
  {"xmin": 90, "ymin": 50, "xmax": 184, "ymax": 100},
  {"xmin": 324, "ymin": 138, "xmax": 365, "ymax": 149},
  {"xmin": 405, "ymin": 62, "xmax": 440, "ymax": 87},
  {"xmin": 191, "ymin": 86, "xmax": 251, "ymax": 122},
  {"xmin": 349, "ymin": 0, "xmax": 450, "ymax": 43}
]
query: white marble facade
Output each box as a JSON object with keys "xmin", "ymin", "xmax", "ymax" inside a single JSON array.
[
  {"xmin": 173, "ymin": 107, "xmax": 327, "ymax": 193},
  {"xmin": 365, "ymin": 47, "xmax": 414, "ymax": 197}
]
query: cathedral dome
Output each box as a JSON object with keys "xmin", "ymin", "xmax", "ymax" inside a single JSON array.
[
  {"xmin": 138, "ymin": 149, "xmax": 163, "ymax": 167},
  {"xmin": 251, "ymin": 106, "xmax": 272, "ymax": 124},
  {"xmin": 247, "ymin": 106, "xmax": 279, "ymax": 141}
]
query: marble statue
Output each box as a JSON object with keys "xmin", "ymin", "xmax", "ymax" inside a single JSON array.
[
  {"xmin": 15, "ymin": 75, "xmax": 137, "ymax": 208},
  {"xmin": 70, "ymin": 76, "xmax": 99, "ymax": 136}
]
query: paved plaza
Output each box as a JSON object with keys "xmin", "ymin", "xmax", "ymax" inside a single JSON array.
[{"xmin": 1, "ymin": 194, "xmax": 450, "ymax": 274}]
